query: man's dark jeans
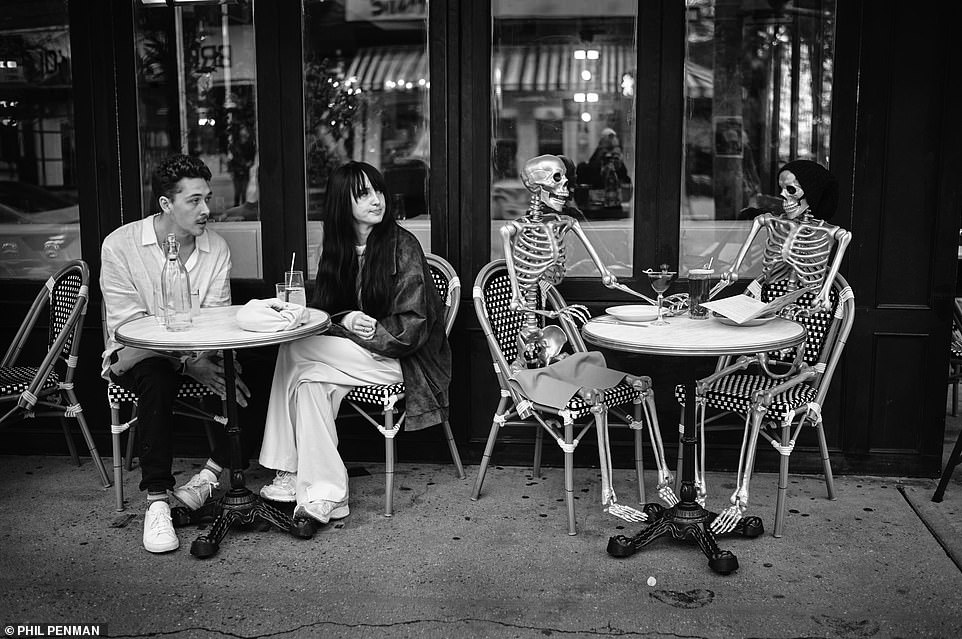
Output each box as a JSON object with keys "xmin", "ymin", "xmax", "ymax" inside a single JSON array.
[{"xmin": 110, "ymin": 357, "xmax": 231, "ymax": 493}]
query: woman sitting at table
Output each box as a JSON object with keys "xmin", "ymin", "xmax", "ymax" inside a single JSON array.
[{"xmin": 257, "ymin": 161, "xmax": 451, "ymax": 524}]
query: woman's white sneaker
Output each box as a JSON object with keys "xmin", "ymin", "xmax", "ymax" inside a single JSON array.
[
  {"xmin": 143, "ymin": 501, "xmax": 179, "ymax": 553},
  {"xmin": 259, "ymin": 470, "xmax": 297, "ymax": 502}
]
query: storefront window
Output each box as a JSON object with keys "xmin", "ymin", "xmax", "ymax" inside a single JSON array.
[
  {"xmin": 0, "ymin": 1, "xmax": 81, "ymax": 280},
  {"xmin": 681, "ymin": 0, "xmax": 835, "ymax": 277},
  {"xmin": 303, "ymin": 0, "xmax": 430, "ymax": 278},
  {"xmin": 490, "ymin": 0, "xmax": 637, "ymax": 277},
  {"xmin": 134, "ymin": 0, "xmax": 262, "ymax": 279}
]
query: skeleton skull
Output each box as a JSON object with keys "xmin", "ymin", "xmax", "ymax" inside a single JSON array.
[
  {"xmin": 778, "ymin": 169, "xmax": 810, "ymax": 219},
  {"xmin": 521, "ymin": 154, "xmax": 569, "ymax": 212}
]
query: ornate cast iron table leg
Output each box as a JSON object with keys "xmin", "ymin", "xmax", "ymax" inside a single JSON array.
[
  {"xmin": 186, "ymin": 352, "xmax": 317, "ymax": 559},
  {"xmin": 606, "ymin": 377, "xmax": 763, "ymax": 574}
]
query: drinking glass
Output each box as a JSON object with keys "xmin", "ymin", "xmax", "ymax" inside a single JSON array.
[
  {"xmin": 688, "ymin": 268, "xmax": 713, "ymax": 319},
  {"xmin": 278, "ymin": 270, "xmax": 307, "ymax": 306},
  {"xmin": 645, "ymin": 266, "xmax": 677, "ymax": 326}
]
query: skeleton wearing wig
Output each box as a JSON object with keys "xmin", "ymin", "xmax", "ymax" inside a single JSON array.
[
  {"xmin": 704, "ymin": 160, "xmax": 852, "ymax": 534},
  {"xmin": 715, "ymin": 160, "xmax": 851, "ymax": 313}
]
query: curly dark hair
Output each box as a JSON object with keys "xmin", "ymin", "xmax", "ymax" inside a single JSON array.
[{"xmin": 150, "ymin": 154, "xmax": 212, "ymax": 212}]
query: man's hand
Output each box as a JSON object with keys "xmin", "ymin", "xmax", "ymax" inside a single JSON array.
[{"xmin": 184, "ymin": 352, "xmax": 251, "ymax": 407}]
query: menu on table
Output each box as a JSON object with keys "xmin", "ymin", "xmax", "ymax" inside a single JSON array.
[{"xmin": 701, "ymin": 286, "xmax": 812, "ymax": 325}]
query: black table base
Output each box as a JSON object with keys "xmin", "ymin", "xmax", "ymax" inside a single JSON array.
[
  {"xmin": 607, "ymin": 502, "xmax": 763, "ymax": 574},
  {"xmin": 174, "ymin": 353, "xmax": 318, "ymax": 559},
  {"xmin": 606, "ymin": 378, "xmax": 763, "ymax": 574},
  {"xmin": 172, "ymin": 486, "xmax": 317, "ymax": 558}
]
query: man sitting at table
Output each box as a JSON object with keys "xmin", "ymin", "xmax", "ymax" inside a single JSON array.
[{"xmin": 101, "ymin": 153, "xmax": 251, "ymax": 554}]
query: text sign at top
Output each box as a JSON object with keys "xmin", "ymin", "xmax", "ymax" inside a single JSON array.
[{"xmin": 346, "ymin": 0, "xmax": 427, "ymax": 22}]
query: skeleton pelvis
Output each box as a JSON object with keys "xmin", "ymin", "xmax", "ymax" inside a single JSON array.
[{"xmin": 516, "ymin": 325, "xmax": 569, "ymax": 367}]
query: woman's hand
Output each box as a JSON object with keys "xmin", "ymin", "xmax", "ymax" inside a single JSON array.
[{"xmin": 346, "ymin": 311, "xmax": 378, "ymax": 340}]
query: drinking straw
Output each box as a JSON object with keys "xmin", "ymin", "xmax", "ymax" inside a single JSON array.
[
  {"xmin": 706, "ymin": 256, "xmax": 713, "ymax": 270},
  {"xmin": 286, "ymin": 253, "xmax": 295, "ymax": 302}
]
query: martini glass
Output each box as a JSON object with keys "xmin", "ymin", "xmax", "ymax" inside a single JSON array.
[{"xmin": 645, "ymin": 266, "xmax": 678, "ymax": 326}]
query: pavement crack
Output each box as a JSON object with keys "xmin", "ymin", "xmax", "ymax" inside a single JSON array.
[{"xmin": 103, "ymin": 618, "xmax": 711, "ymax": 638}]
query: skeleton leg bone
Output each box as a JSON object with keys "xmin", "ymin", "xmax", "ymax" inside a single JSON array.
[
  {"xmin": 638, "ymin": 385, "xmax": 677, "ymax": 507},
  {"xmin": 585, "ymin": 389, "xmax": 647, "ymax": 523},
  {"xmin": 711, "ymin": 400, "xmax": 766, "ymax": 534}
]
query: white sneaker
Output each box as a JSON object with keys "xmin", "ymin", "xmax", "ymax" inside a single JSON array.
[
  {"xmin": 172, "ymin": 468, "xmax": 220, "ymax": 510},
  {"xmin": 143, "ymin": 501, "xmax": 179, "ymax": 553},
  {"xmin": 260, "ymin": 470, "xmax": 297, "ymax": 503},
  {"xmin": 294, "ymin": 499, "xmax": 350, "ymax": 524}
]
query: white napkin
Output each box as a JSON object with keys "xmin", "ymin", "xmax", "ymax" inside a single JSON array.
[{"xmin": 236, "ymin": 298, "xmax": 309, "ymax": 332}]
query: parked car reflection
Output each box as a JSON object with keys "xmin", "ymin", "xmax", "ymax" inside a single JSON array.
[{"xmin": 0, "ymin": 182, "xmax": 81, "ymax": 278}]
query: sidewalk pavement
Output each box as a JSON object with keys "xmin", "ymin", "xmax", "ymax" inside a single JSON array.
[{"xmin": 1, "ymin": 448, "xmax": 961, "ymax": 638}]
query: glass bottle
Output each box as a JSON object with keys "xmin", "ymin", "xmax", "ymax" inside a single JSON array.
[{"xmin": 161, "ymin": 233, "xmax": 192, "ymax": 331}]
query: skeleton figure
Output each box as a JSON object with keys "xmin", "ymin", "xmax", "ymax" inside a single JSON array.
[
  {"xmin": 500, "ymin": 154, "xmax": 677, "ymax": 517},
  {"xmin": 704, "ymin": 160, "xmax": 852, "ymax": 533},
  {"xmin": 713, "ymin": 160, "xmax": 851, "ymax": 313}
]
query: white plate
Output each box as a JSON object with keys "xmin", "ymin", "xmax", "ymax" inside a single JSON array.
[
  {"xmin": 606, "ymin": 305, "xmax": 659, "ymax": 323},
  {"xmin": 715, "ymin": 314, "xmax": 777, "ymax": 327}
]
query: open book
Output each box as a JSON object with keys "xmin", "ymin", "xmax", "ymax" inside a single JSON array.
[{"xmin": 701, "ymin": 286, "xmax": 812, "ymax": 325}]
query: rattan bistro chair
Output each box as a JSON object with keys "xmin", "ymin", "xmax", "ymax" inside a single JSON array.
[
  {"xmin": 675, "ymin": 275, "xmax": 855, "ymax": 537},
  {"xmin": 342, "ymin": 253, "xmax": 465, "ymax": 516},
  {"xmin": 471, "ymin": 259, "xmax": 653, "ymax": 535},
  {"xmin": 103, "ymin": 302, "xmax": 226, "ymax": 512},
  {"xmin": 0, "ymin": 260, "xmax": 110, "ymax": 488},
  {"xmin": 946, "ymin": 298, "xmax": 962, "ymax": 416}
]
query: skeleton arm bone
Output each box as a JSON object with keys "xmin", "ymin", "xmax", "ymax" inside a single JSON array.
[
  {"xmin": 500, "ymin": 222, "xmax": 532, "ymax": 312},
  {"xmin": 565, "ymin": 219, "xmax": 657, "ymax": 304},
  {"xmin": 812, "ymin": 227, "xmax": 851, "ymax": 311},
  {"xmin": 710, "ymin": 214, "xmax": 772, "ymax": 299}
]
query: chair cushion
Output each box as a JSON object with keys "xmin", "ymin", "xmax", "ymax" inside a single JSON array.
[
  {"xmin": 0, "ymin": 366, "xmax": 60, "ymax": 396},
  {"xmin": 674, "ymin": 373, "xmax": 819, "ymax": 423},
  {"xmin": 106, "ymin": 380, "xmax": 220, "ymax": 403},
  {"xmin": 562, "ymin": 380, "xmax": 639, "ymax": 419},
  {"xmin": 346, "ymin": 382, "xmax": 406, "ymax": 406}
]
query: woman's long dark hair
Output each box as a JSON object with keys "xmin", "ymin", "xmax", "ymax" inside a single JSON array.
[{"xmin": 312, "ymin": 161, "xmax": 396, "ymax": 318}]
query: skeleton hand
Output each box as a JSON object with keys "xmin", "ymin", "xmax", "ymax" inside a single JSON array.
[
  {"xmin": 552, "ymin": 304, "xmax": 591, "ymax": 326},
  {"xmin": 709, "ymin": 270, "xmax": 738, "ymax": 299},
  {"xmin": 811, "ymin": 293, "xmax": 832, "ymax": 314}
]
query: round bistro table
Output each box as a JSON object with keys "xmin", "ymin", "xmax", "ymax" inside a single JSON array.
[
  {"xmin": 582, "ymin": 314, "xmax": 806, "ymax": 574},
  {"xmin": 115, "ymin": 305, "xmax": 330, "ymax": 558}
]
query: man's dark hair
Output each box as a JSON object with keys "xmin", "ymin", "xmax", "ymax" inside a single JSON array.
[{"xmin": 150, "ymin": 154, "xmax": 212, "ymax": 212}]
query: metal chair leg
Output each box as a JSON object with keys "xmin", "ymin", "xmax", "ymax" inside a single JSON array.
[
  {"xmin": 471, "ymin": 397, "xmax": 508, "ymax": 500},
  {"xmin": 933, "ymin": 429, "xmax": 962, "ymax": 502},
  {"xmin": 383, "ymin": 405, "xmax": 395, "ymax": 517},
  {"xmin": 59, "ymin": 417, "xmax": 80, "ymax": 466},
  {"xmin": 814, "ymin": 419, "xmax": 836, "ymax": 501},
  {"xmin": 773, "ymin": 423, "xmax": 791, "ymax": 538},
  {"xmin": 111, "ymin": 404, "xmax": 125, "ymax": 511},
  {"xmin": 533, "ymin": 424, "xmax": 544, "ymax": 477},
  {"xmin": 564, "ymin": 420, "xmax": 576, "ymax": 536},
  {"xmin": 442, "ymin": 420, "xmax": 465, "ymax": 479}
]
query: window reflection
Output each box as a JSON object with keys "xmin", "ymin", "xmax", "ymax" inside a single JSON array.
[
  {"xmin": 134, "ymin": 0, "xmax": 261, "ymax": 278},
  {"xmin": 490, "ymin": 1, "xmax": 637, "ymax": 277},
  {"xmin": 0, "ymin": 1, "xmax": 81, "ymax": 280},
  {"xmin": 681, "ymin": 0, "xmax": 835, "ymax": 277},
  {"xmin": 303, "ymin": 0, "xmax": 430, "ymax": 278}
]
